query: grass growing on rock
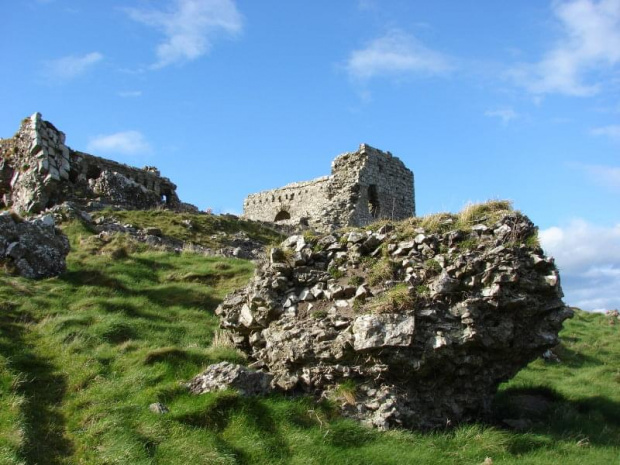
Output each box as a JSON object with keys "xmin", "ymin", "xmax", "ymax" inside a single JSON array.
[
  {"xmin": 366, "ymin": 284, "xmax": 415, "ymax": 314},
  {"xmin": 92, "ymin": 208, "xmax": 283, "ymax": 249},
  {"xmin": 0, "ymin": 211, "xmax": 619, "ymax": 463}
]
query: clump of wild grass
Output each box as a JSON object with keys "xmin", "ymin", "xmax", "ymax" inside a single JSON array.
[
  {"xmin": 368, "ymin": 258, "xmax": 398, "ymax": 286},
  {"xmin": 457, "ymin": 200, "xmax": 513, "ymax": 228},
  {"xmin": 210, "ymin": 330, "xmax": 235, "ymax": 349},
  {"xmin": 333, "ymin": 380, "xmax": 357, "ymax": 406},
  {"xmin": 367, "ymin": 284, "xmax": 415, "ymax": 313}
]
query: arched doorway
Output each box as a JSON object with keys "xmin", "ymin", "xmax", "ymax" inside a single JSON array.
[
  {"xmin": 274, "ymin": 210, "xmax": 291, "ymax": 222},
  {"xmin": 368, "ymin": 184, "xmax": 380, "ymax": 217}
]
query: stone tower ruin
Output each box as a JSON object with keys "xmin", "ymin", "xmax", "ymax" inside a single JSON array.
[{"xmin": 243, "ymin": 144, "xmax": 415, "ymax": 231}]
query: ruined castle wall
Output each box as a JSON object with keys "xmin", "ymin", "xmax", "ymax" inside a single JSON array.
[
  {"xmin": 71, "ymin": 152, "xmax": 180, "ymax": 205},
  {"xmin": 243, "ymin": 144, "xmax": 416, "ymax": 232},
  {"xmin": 348, "ymin": 146, "xmax": 415, "ymax": 226},
  {"xmin": 243, "ymin": 177, "xmax": 331, "ymax": 228},
  {"xmin": 0, "ymin": 113, "xmax": 184, "ymax": 213}
]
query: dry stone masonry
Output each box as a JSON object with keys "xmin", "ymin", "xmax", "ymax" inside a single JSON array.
[
  {"xmin": 243, "ymin": 144, "xmax": 415, "ymax": 232},
  {"xmin": 200, "ymin": 203, "xmax": 573, "ymax": 430},
  {"xmin": 0, "ymin": 113, "xmax": 192, "ymax": 214}
]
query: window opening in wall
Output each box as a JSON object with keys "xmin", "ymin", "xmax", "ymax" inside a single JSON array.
[
  {"xmin": 290, "ymin": 193, "xmax": 294, "ymax": 200},
  {"xmin": 86, "ymin": 165, "xmax": 101, "ymax": 180},
  {"xmin": 274, "ymin": 210, "xmax": 291, "ymax": 222},
  {"xmin": 368, "ymin": 184, "xmax": 380, "ymax": 218},
  {"xmin": 161, "ymin": 190, "xmax": 171, "ymax": 205}
]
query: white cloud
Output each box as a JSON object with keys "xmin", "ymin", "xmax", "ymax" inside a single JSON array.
[
  {"xmin": 118, "ymin": 90, "xmax": 143, "ymax": 98},
  {"xmin": 125, "ymin": 0, "xmax": 243, "ymax": 69},
  {"xmin": 87, "ymin": 131, "xmax": 152, "ymax": 156},
  {"xmin": 357, "ymin": 0, "xmax": 378, "ymax": 10},
  {"xmin": 510, "ymin": 0, "xmax": 620, "ymax": 96},
  {"xmin": 540, "ymin": 220, "xmax": 620, "ymax": 310},
  {"xmin": 43, "ymin": 52, "xmax": 103, "ymax": 81},
  {"xmin": 484, "ymin": 107, "xmax": 519, "ymax": 124},
  {"xmin": 590, "ymin": 124, "xmax": 620, "ymax": 140},
  {"xmin": 582, "ymin": 164, "xmax": 620, "ymax": 190},
  {"xmin": 345, "ymin": 29, "xmax": 452, "ymax": 81}
]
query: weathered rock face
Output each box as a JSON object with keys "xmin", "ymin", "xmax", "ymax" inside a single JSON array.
[
  {"xmin": 0, "ymin": 113, "xmax": 194, "ymax": 214},
  {"xmin": 213, "ymin": 205, "xmax": 572, "ymax": 429},
  {"xmin": 0, "ymin": 211, "xmax": 70, "ymax": 279},
  {"xmin": 188, "ymin": 362, "xmax": 273, "ymax": 396}
]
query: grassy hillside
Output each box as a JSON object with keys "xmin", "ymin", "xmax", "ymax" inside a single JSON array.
[{"xmin": 0, "ymin": 214, "xmax": 619, "ymax": 464}]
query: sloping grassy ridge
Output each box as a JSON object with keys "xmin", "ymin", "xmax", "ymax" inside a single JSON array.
[{"xmin": 0, "ymin": 209, "xmax": 618, "ymax": 464}]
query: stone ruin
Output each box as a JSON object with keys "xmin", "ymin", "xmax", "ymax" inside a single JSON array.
[
  {"xmin": 0, "ymin": 113, "xmax": 192, "ymax": 214},
  {"xmin": 243, "ymin": 144, "xmax": 415, "ymax": 232}
]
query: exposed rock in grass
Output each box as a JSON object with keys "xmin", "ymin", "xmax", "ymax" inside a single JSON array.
[
  {"xmin": 187, "ymin": 361, "xmax": 273, "ymax": 396},
  {"xmin": 0, "ymin": 211, "xmax": 69, "ymax": 278},
  {"xmin": 208, "ymin": 202, "xmax": 572, "ymax": 430},
  {"xmin": 149, "ymin": 402, "xmax": 170, "ymax": 414}
]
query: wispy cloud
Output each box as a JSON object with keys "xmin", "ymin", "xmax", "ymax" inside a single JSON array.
[
  {"xmin": 118, "ymin": 90, "xmax": 143, "ymax": 98},
  {"xmin": 540, "ymin": 219, "xmax": 620, "ymax": 310},
  {"xmin": 345, "ymin": 29, "xmax": 452, "ymax": 81},
  {"xmin": 581, "ymin": 163, "xmax": 620, "ymax": 190},
  {"xmin": 509, "ymin": 0, "xmax": 620, "ymax": 96},
  {"xmin": 125, "ymin": 0, "xmax": 243, "ymax": 69},
  {"xmin": 484, "ymin": 107, "xmax": 519, "ymax": 124},
  {"xmin": 590, "ymin": 124, "xmax": 620, "ymax": 140},
  {"xmin": 43, "ymin": 52, "xmax": 103, "ymax": 81},
  {"xmin": 357, "ymin": 0, "xmax": 378, "ymax": 11},
  {"xmin": 87, "ymin": 131, "xmax": 152, "ymax": 156}
]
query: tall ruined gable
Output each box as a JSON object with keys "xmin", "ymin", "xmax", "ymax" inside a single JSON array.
[
  {"xmin": 242, "ymin": 144, "xmax": 415, "ymax": 231},
  {"xmin": 0, "ymin": 113, "xmax": 188, "ymax": 214}
]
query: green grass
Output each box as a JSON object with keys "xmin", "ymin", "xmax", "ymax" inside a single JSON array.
[
  {"xmin": 91, "ymin": 209, "xmax": 283, "ymax": 250},
  {"xmin": 0, "ymin": 217, "xmax": 619, "ymax": 463}
]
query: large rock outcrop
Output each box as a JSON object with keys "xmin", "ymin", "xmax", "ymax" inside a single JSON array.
[
  {"xmin": 0, "ymin": 113, "xmax": 195, "ymax": 214},
  {"xmin": 210, "ymin": 203, "xmax": 572, "ymax": 429},
  {"xmin": 0, "ymin": 212, "xmax": 70, "ymax": 279}
]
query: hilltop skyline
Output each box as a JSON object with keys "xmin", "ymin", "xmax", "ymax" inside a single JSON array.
[{"xmin": 2, "ymin": 0, "xmax": 619, "ymax": 311}]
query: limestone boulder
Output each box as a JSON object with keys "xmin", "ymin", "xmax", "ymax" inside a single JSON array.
[
  {"xmin": 187, "ymin": 362, "xmax": 273, "ymax": 396},
  {"xmin": 0, "ymin": 212, "xmax": 70, "ymax": 279},
  {"xmin": 206, "ymin": 207, "xmax": 572, "ymax": 430}
]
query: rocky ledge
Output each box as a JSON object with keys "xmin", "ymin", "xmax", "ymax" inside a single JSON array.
[
  {"xmin": 204, "ymin": 203, "xmax": 572, "ymax": 430},
  {"xmin": 0, "ymin": 211, "xmax": 69, "ymax": 278}
]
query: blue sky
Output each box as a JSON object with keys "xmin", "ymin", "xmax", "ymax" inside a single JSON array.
[{"xmin": 1, "ymin": 0, "xmax": 619, "ymax": 311}]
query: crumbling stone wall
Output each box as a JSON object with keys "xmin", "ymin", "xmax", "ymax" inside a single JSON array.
[
  {"xmin": 0, "ymin": 113, "xmax": 185, "ymax": 214},
  {"xmin": 243, "ymin": 144, "xmax": 415, "ymax": 232}
]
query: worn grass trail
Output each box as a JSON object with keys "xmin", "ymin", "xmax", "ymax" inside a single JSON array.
[{"xmin": 0, "ymin": 216, "xmax": 618, "ymax": 464}]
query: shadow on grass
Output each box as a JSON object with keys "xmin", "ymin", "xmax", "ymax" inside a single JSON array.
[
  {"xmin": 552, "ymin": 344, "xmax": 604, "ymax": 368},
  {"xmin": 175, "ymin": 392, "xmax": 292, "ymax": 463},
  {"xmin": 0, "ymin": 305, "xmax": 73, "ymax": 464},
  {"xmin": 62, "ymin": 269, "xmax": 222, "ymax": 314},
  {"xmin": 493, "ymin": 386, "xmax": 620, "ymax": 450},
  {"xmin": 61, "ymin": 269, "xmax": 127, "ymax": 291},
  {"xmin": 139, "ymin": 285, "xmax": 222, "ymax": 312}
]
